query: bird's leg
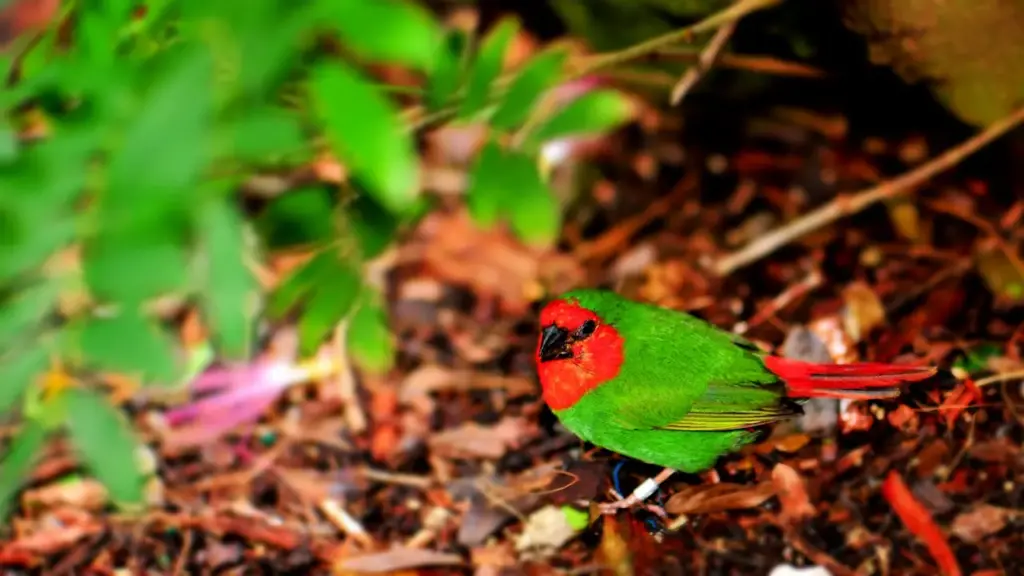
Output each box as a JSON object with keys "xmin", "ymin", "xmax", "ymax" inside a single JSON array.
[{"xmin": 599, "ymin": 467, "xmax": 676, "ymax": 516}]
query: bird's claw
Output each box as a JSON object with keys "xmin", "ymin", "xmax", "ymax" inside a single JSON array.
[{"xmin": 597, "ymin": 491, "xmax": 668, "ymax": 518}]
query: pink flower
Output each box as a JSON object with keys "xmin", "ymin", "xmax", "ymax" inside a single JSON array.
[{"xmin": 162, "ymin": 355, "xmax": 337, "ymax": 448}]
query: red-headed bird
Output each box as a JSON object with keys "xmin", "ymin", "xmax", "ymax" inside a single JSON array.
[{"xmin": 535, "ymin": 289, "xmax": 937, "ymax": 514}]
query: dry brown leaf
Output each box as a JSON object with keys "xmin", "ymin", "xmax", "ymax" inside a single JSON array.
[
  {"xmin": 841, "ymin": 282, "xmax": 887, "ymax": 342},
  {"xmin": 950, "ymin": 504, "xmax": 1015, "ymax": 544},
  {"xmin": 974, "ymin": 242, "xmax": 1024, "ymax": 304},
  {"xmin": 968, "ymin": 438, "xmax": 1021, "ymax": 464},
  {"xmin": 400, "ymin": 366, "xmax": 537, "ymax": 402},
  {"xmin": 22, "ymin": 478, "xmax": 109, "ymax": 512},
  {"xmin": 772, "ymin": 463, "xmax": 815, "ymax": 525},
  {"xmin": 334, "ymin": 547, "xmax": 463, "ymax": 573},
  {"xmin": 596, "ymin": 514, "xmax": 633, "ymax": 576},
  {"xmin": 428, "ymin": 417, "xmax": 536, "ymax": 460},
  {"xmin": 771, "ymin": 434, "xmax": 812, "ymax": 454},
  {"xmin": 914, "ymin": 439, "xmax": 950, "ymax": 478},
  {"xmin": 665, "ymin": 481, "xmax": 775, "ymax": 515},
  {"xmin": 409, "ymin": 208, "xmax": 582, "ymax": 315}
]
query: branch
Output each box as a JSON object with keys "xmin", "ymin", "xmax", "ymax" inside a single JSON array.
[
  {"xmin": 574, "ymin": 0, "xmax": 783, "ymax": 76},
  {"xmin": 712, "ymin": 106, "xmax": 1024, "ymax": 276},
  {"xmin": 670, "ymin": 19, "xmax": 737, "ymax": 104}
]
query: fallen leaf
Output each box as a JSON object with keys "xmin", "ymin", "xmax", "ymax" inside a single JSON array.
[
  {"xmin": 772, "ymin": 464, "xmax": 814, "ymax": 524},
  {"xmin": 597, "ymin": 513, "xmax": 633, "ymax": 576},
  {"xmin": 968, "ymin": 438, "xmax": 1021, "ymax": 464},
  {"xmin": 515, "ymin": 505, "xmax": 583, "ymax": 559},
  {"xmin": 772, "ymin": 434, "xmax": 812, "ymax": 454},
  {"xmin": 334, "ymin": 547, "xmax": 463, "ymax": 573},
  {"xmin": 665, "ymin": 481, "xmax": 775, "ymax": 515},
  {"xmin": 914, "ymin": 439, "xmax": 949, "ymax": 478},
  {"xmin": 938, "ymin": 381, "xmax": 980, "ymax": 429},
  {"xmin": 881, "ymin": 470, "xmax": 961, "ymax": 576},
  {"xmin": 22, "ymin": 477, "xmax": 109, "ymax": 511},
  {"xmin": 951, "ymin": 504, "xmax": 1015, "ymax": 544},
  {"xmin": 410, "ymin": 208, "xmax": 582, "ymax": 315},
  {"xmin": 887, "ymin": 404, "xmax": 919, "ymax": 432},
  {"xmin": 469, "ymin": 541, "xmax": 516, "ymax": 570},
  {"xmin": 839, "ymin": 403, "xmax": 875, "ymax": 434},
  {"xmin": 841, "ymin": 282, "xmax": 887, "ymax": 342},
  {"xmin": 975, "ymin": 238, "xmax": 1024, "ymax": 304},
  {"xmin": 429, "ymin": 417, "xmax": 535, "ymax": 460}
]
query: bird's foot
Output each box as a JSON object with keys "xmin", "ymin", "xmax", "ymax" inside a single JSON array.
[
  {"xmin": 598, "ymin": 495, "xmax": 668, "ymax": 518},
  {"xmin": 598, "ymin": 473, "xmax": 672, "ymax": 518}
]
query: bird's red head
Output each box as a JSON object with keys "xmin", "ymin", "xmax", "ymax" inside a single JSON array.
[{"xmin": 535, "ymin": 297, "xmax": 624, "ymax": 410}]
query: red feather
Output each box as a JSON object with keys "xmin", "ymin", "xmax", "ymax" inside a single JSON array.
[{"xmin": 763, "ymin": 356, "xmax": 937, "ymax": 400}]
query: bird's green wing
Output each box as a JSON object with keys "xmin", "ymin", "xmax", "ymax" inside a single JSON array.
[
  {"xmin": 604, "ymin": 310, "xmax": 796, "ymax": 432},
  {"xmin": 609, "ymin": 379, "xmax": 799, "ymax": 432},
  {"xmin": 573, "ymin": 289, "xmax": 799, "ymax": 432}
]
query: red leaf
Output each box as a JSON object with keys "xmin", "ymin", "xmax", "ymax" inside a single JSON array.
[
  {"xmin": 881, "ymin": 470, "xmax": 962, "ymax": 576},
  {"xmin": 939, "ymin": 380, "xmax": 980, "ymax": 429}
]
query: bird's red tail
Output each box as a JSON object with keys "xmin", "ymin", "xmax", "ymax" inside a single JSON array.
[{"xmin": 763, "ymin": 356, "xmax": 937, "ymax": 400}]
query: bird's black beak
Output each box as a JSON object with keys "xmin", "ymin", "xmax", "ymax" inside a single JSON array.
[{"xmin": 539, "ymin": 324, "xmax": 573, "ymax": 362}]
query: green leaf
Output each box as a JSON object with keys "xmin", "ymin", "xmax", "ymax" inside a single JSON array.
[
  {"xmin": 349, "ymin": 194, "xmax": 399, "ymax": 259},
  {"xmin": 227, "ymin": 107, "xmax": 306, "ymax": 162},
  {"xmin": 0, "ymin": 124, "xmax": 16, "ymax": 163},
  {"xmin": 0, "ymin": 280, "xmax": 60, "ymax": 352},
  {"xmin": 78, "ymin": 311, "xmax": 178, "ymax": 384},
  {"xmin": 329, "ymin": 0, "xmax": 443, "ymax": 72},
  {"xmin": 266, "ymin": 248, "xmax": 338, "ymax": 319},
  {"xmin": 104, "ymin": 47, "xmax": 212, "ymax": 205},
  {"xmin": 257, "ymin": 187, "xmax": 336, "ymax": 250},
  {"xmin": 230, "ymin": 3, "xmax": 315, "ymax": 101},
  {"xmin": 199, "ymin": 197, "xmax": 256, "ymax": 360},
  {"xmin": 347, "ymin": 292, "xmax": 394, "ymax": 373},
  {"xmin": 83, "ymin": 236, "xmax": 189, "ymax": 304},
  {"xmin": 491, "ymin": 47, "xmax": 568, "ymax": 130},
  {"xmin": 0, "ymin": 419, "xmax": 47, "ymax": 521},
  {"xmin": 311, "ymin": 62, "xmax": 418, "ymax": 214},
  {"xmin": 528, "ymin": 89, "xmax": 634, "ymax": 145},
  {"xmin": 297, "ymin": 264, "xmax": 362, "ymax": 355},
  {"xmin": 503, "ymin": 152, "xmax": 561, "ymax": 246},
  {"xmin": 65, "ymin": 388, "xmax": 146, "ymax": 506},
  {"xmin": 426, "ymin": 29, "xmax": 470, "ymax": 111},
  {"xmin": 458, "ymin": 18, "xmax": 520, "ymax": 120},
  {"xmin": 0, "ymin": 128, "xmax": 95, "ymax": 279},
  {"xmin": 465, "ymin": 140, "xmax": 507, "ymax": 227},
  {"xmin": 0, "ymin": 346, "xmax": 48, "ymax": 414}
]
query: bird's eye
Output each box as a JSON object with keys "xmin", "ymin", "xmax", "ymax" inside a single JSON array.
[{"xmin": 575, "ymin": 319, "xmax": 597, "ymax": 339}]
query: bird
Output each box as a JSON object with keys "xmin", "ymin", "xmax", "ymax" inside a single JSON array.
[{"xmin": 534, "ymin": 288, "xmax": 937, "ymax": 514}]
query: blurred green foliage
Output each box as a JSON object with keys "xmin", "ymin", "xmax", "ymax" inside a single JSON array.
[{"xmin": 0, "ymin": 0, "xmax": 633, "ymax": 516}]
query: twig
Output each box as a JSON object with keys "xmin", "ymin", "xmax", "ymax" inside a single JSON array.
[
  {"xmin": 574, "ymin": 0, "xmax": 783, "ymax": 75},
  {"xmin": 404, "ymin": 0, "xmax": 783, "ymax": 130},
  {"xmin": 329, "ymin": 320, "xmax": 367, "ymax": 435},
  {"xmin": 670, "ymin": 19, "xmax": 737, "ymax": 105},
  {"xmin": 712, "ymin": 106, "xmax": 1024, "ymax": 276},
  {"xmin": 974, "ymin": 369, "xmax": 1024, "ymax": 388},
  {"xmin": 319, "ymin": 498, "xmax": 376, "ymax": 549},
  {"xmin": 359, "ymin": 466, "xmax": 434, "ymax": 489},
  {"xmin": 659, "ymin": 49, "xmax": 826, "ymax": 78},
  {"xmin": 732, "ymin": 268, "xmax": 823, "ymax": 334}
]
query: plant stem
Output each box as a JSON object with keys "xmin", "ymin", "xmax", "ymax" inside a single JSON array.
[{"xmin": 572, "ymin": 0, "xmax": 783, "ymax": 76}]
